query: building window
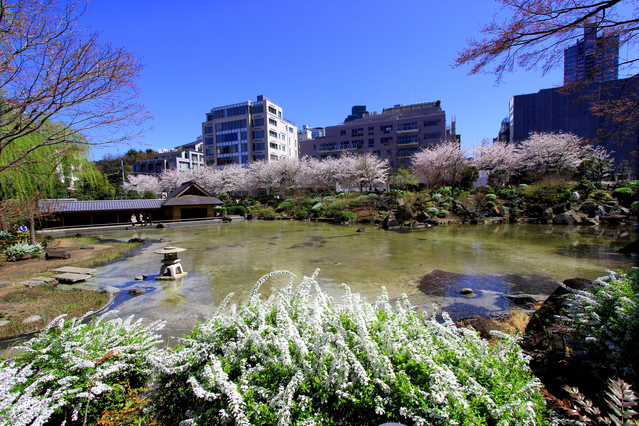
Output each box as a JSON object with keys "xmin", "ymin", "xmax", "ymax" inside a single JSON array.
[
  {"xmin": 254, "ymin": 153, "xmax": 266, "ymax": 161},
  {"xmin": 205, "ymin": 125, "xmax": 213, "ymax": 134},
  {"xmin": 340, "ymin": 130, "xmax": 346, "ymax": 136},
  {"xmin": 269, "ymin": 130, "xmax": 278, "ymax": 138},
  {"xmin": 423, "ymin": 119, "xmax": 441, "ymax": 127},
  {"xmin": 268, "ymin": 106, "xmax": 277, "ymax": 115},
  {"xmin": 352, "ymin": 128, "xmax": 363, "ymax": 137},
  {"xmin": 397, "ymin": 134, "xmax": 419, "ymax": 144},
  {"xmin": 251, "ymin": 104, "xmax": 264, "ymax": 114},
  {"xmin": 215, "ymin": 119, "xmax": 247, "ymax": 132},
  {"xmin": 254, "ymin": 117, "xmax": 264, "ymax": 127},
  {"xmin": 289, "ymin": 127, "xmax": 293, "ymax": 133},
  {"xmin": 280, "ymin": 145, "xmax": 286, "ymax": 151},
  {"xmin": 380, "ymin": 125, "xmax": 393, "ymax": 133},
  {"xmin": 368, "ymin": 126, "xmax": 374, "ymax": 135},
  {"xmin": 205, "ymin": 137, "xmax": 214, "ymax": 145},
  {"xmin": 270, "ymin": 154, "xmax": 278, "ymax": 160},
  {"xmin": 278, "ymin": 111, "xmax": 282, "ymax": 118},
  {"xmin": 381, "ymin": 136, "xmax": 393, "ymax": 144},
  {"xmin": 424, "ymin": 132, "xmax": 442, "ymax": 140},
  {"xmin": 368, "ymin": 138, "xmax": 374, "ymax": 147},
  {"xmin": 253, "ymin": 130, "xmax": 264, "ymax": 139},
  {"xmin": 397, "ymin": 122, "xmax": 419, "ymax": 132},
  {"xmin": 270, "ymin": 142, "xmax": 278, "ymax": 149},
  {"xmin": 206, "ymin": 114, "xmax": 213, "ymax": 122},
  {"xmin": 353, "ymin": 139, "xmax": 364, "ymax": 148},
  {"xmin": 269, "ymin": 118, "xmax": 277, "ymax": 126},
  {"xmin": 253, "ymin": 142, "xmax": 265, "ymax": 151},
  {"xmin": 281, "ymin": 134, "xmax": 285, "ymax": 140}
]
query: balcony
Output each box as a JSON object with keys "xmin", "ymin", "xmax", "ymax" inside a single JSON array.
[{"xmin": 317, "ymin": 143, "xmax": 359, "ymax": 153}]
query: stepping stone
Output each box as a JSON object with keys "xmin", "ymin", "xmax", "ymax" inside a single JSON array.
[
  {"xmin": 31, "ymin": 277, "xmax": 56, "ymax": 283},
  {"xmin": 18, "ymin": 280, "xmax": 43, "ymax": 287},
  {"xmin": 0, "ymin": 320, "xmax": 10, "ymax": 327},
  {"xmin": 128, "ymin": 288, "xmax": 146, "ymax": 296},
  {"xmin": 23, "ymin": 315, "xmax": 42, "ymax": 324},
  {"xmin": 51, "ymin": 267, "xmax": 97, "ymax": 275},
  {"xmin": 0, "ymin": 281, "xmax": 13, "ymax": 287},
  {"xmin": 52, "ymin": 273, "xmax": 92, "ymax": 283},
  {"xmin": 102, "ymin": 286, "xmax": 121, "ymax": 294}
]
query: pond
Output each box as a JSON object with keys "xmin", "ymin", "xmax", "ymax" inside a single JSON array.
[{"xmin": 79, "ymin": 220, "xmax": 637, "ymax": 340}]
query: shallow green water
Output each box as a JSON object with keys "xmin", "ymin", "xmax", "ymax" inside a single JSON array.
[{"xmin": 83, "ymin": 220, "xmax": 636, "ymax": 339}]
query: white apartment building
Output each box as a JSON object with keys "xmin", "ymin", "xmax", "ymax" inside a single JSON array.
[{"xmin": 202, "ymin": 95, "xmax": 298, "ymax": 167}]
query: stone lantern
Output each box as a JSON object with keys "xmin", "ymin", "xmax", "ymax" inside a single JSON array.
[{"xmin": 154, "ymin": 246, "xmax": 188, "ymax": 280}]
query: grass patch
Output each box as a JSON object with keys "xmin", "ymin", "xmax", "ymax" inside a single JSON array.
[{"xmin": 0, "ymin": 283, "xmax": 109, "ymax": 339}]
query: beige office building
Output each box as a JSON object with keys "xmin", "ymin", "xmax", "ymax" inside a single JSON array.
[{"xmin": 202, "ymin": 95, "xmax": 298, "ymax": 167}]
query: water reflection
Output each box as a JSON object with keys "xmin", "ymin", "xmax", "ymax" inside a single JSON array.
[{"xmin": 83, "ymin": 221, "xmax": 635, "ymax": 338}]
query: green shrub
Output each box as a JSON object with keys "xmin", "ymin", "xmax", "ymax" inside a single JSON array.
[
  {"xmin": 631, "ymin": 201, "xmax": 639, "ymax": 215},
  {"xmin": 561, "ymin": 269, "xmax": 639, "ymax": 385},
  {"xmin": 325, "ymin": 198, "xmax": 350, "ymax": 212},
  {"xmin": 426, "ymin": 207, "xmax": 439, "ymax": 217},
  {"xmin": 437, "ymin": 209, "xmax": 449, "ymax": 218},
  {"xmin": 485, "ymin": 201, "xmax": 496, "ymax": 209},
  {"xmin": 592, "ymin": 189, "xmax": 613, "ymax": 202},
  {"xmin": 439, "ymin": 187, "xmax": 452, "ymax": 196},
  {"xmin": 142, "ymin": 190, "xmax": 156, "ymax": 199},
  {"xmin": 485, "ymin": 194, "xmax": 497, "ymax": 201},
  {"xmin": 214, "ymin": 206, "xmax": 228, "ymax": 216},
  {"xmin": 3, "ymin": 241, "xmax": 44, "ymax": 261},
  {"xmin": 276, "ymin": 200, "xmax": 297, "ymax": 212},
  {"xmin": 295, "ymin": 210, "xmax": 309, "ymax": 220},
  {"xmin": 339, "ymin": 211, "xmax": 356, "ymax": 222},
  {"xmin": 227, "ymin": 205, "xmax": 248, "ymax": 215},
  {"xmin": 151, "ymin": 271, "xmax": 547, "ymax": 426},
  {"xmin": 0, "ymin": 312, "xmax": 164, "ymax": 426},
  {"xmin": 248, "ymin": 202, "xmax": 274, "ymax": 218}
]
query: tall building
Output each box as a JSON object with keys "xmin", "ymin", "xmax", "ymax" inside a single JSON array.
[
  {"xmin": 298, "ymin": 125, "xmax": 325, "ymax": 141},
  {"xmin": 509, "ymin": 25, "xmax": 637, "ymax": 175},
  {"xmin": 299, "ymin": 101, "xmax": 452, "ymax": 168},
  {"xmin": 509, "ymin": 78, "xmax": 638, "ymax": 174},
  {"xmin": 564, "ymin": 27, "xmax": 619, "ymax": 85},
  {"xmin": 202, "ymin": 95, "xmax": 298, "ymax": 168}
]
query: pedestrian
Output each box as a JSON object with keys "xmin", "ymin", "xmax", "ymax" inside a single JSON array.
[
  {"xmin": 131, "ymin": 214, "xmax": 137, "ymax": 227},
  {"xmin": 145, "ymin": 213, "xmax": 152, "ymax": 226},
  {"xmin": 139, "ymin": 213, "xmax": 145, "ymax": 226}
]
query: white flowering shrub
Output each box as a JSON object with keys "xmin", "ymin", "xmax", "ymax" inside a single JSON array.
[
  {"xmin": 560, "ymin": 268, "xmax": 639, "ymax": 384},
  {"xmin": 151, "ymin": 270, "xmax": 546, "ymax": 426},
  {"xmin": 3, "ymin": 241, "xmax": 44, "ymax": 261},
  {"xmin": 0, "ymin": 312, "xmax": 165, "ymax": 426}
]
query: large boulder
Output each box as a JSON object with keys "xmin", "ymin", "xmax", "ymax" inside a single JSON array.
[
  {"xmin": 452, "ymin": 200, "xmax": 477, "ymax": 218},
  {"xmin": 45, "ymin": 250, "xmax": 70, "ymax": 260},
  {"xmin": 552, "ymin": 201, "xmax": 571, "ymax": 215},
  {"xmin": 579, "ymin": 201, "xmax": 600, "ymax": 218},
  {"xmin": 396, "ymin": 205, "xmax": 414, "ymax": 223},
  {"xmin": 382, "ymin": 214, "xmax": 400, "ymax": 229},
  {"xmin": 415, "ymin": 211, "xmax": 431, "ymax": 222},
  {"xmin": 552, "ymin": 213, "xmax": 575, "ymax": 225}
]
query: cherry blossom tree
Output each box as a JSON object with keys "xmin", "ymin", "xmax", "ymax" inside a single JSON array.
[
  {"xmin": 299, "ymin": 156, "xmax": 340, "ymax": 195},
  {"xmin": 123, "ymin": 174, "xmax": 162, "ymax": 195},
  {"xmin": 471, "ymin": 139, "xmax": 521, "ymax": 186},
  {"xmin": 337, "ymin": 153, "xmax": 389, "ymax": 192},
  {"xmin": 518, "ymin": 132, "xmax": 586, "ymax": 177},
  {"xmin": 411, "ymin": 141, "xmax": 470, "ymax": 188}
]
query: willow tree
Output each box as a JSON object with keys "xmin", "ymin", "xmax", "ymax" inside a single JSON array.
[{"xmin": 0, "ymin": 126, "xmax": 90, "ymax": 243}]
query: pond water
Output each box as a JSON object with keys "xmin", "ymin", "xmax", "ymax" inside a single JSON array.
[{"xmin": 80, "ymin": 220, "xmax": 637, "ymax": 340}]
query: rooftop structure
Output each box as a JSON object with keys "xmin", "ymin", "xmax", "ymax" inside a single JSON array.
[{"xmin": 133, "ymin": 136, "xmax": 204, "ymax": 176}]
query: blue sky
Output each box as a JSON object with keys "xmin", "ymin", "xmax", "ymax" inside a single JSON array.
[{"xmin": 82, "ymin": 0, "xmax": 565, "ymax": 160}]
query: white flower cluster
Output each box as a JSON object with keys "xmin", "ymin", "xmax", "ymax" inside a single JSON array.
[
  {"xmin": 3, "ymin": 241, "xmax": 44, "ymax": 261},
  {"xmin": 0, "ymin": 311, "xmax": 165, "ymax": 426},
  {"xmin": 560, "ymin": 268, "xmax": 639, "ymax": 381},
  {"xmin": 153, "ymin": 269, "xmax": 546, "ymax": 425}
]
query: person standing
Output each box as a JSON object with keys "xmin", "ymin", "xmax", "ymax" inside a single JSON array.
[{"xmin": 131, "ymin": 214, "xmax": 137, "ymax": 227}]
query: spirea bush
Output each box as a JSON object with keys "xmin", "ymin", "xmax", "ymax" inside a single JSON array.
[
  {"xmin": 151, "ymin": 270, "xmax": 547, "ymax": 426},
  {"xmin": 3, "ymin": 241, "xmax": 44, "ymax": 261},
  {"xmin": 0, "ymin": 312, "xmax": 165, "ymax": 426},
  {"xmin": 560, "ymin": 268, "xmax": 639, "ymax": 385}
]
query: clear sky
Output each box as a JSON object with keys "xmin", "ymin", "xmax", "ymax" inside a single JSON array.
[{"xmin": 82, "ymin": 0, "xmax": 565, "ymax": 160}]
